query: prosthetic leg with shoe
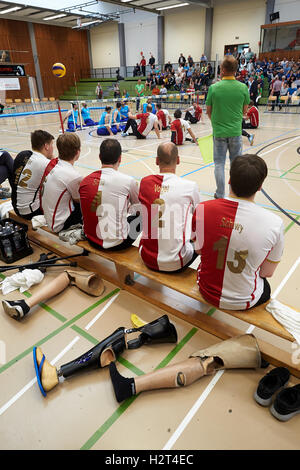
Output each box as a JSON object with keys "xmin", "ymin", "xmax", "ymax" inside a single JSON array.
[
  {"xmin": 2, "ymin": 269, "xmax": 105, "ymax": 320},
  {"xmin": 109, "ymin": 334, "xmax": 262, "ymax": 403},
  {"xmin": 33, "ymin": 315, "xmax": 178, "ymax": 397}
]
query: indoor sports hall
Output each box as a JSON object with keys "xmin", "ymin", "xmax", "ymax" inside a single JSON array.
[{"xmin": 0, "ymin": 0, "xmax": 299, "ymax": 452}]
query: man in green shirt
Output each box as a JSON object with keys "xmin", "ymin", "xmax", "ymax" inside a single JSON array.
[
  {"xmin": 135, "ymin": 79, "xmax": 145, "ymax": 111},
  {"xmin": 206, "ymin": 55, "xmax": 250, "ymax": 198}
]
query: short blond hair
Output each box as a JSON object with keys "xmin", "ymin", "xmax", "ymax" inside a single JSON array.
[{"xmin": 57, "ymin": 133, "xmax": 81, "ymax": 162}]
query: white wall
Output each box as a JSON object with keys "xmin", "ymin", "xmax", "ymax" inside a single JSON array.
[
  {"xmin": 164, "ymin": 6, "xmax": 206, "ymax": 63},
  {"xmin": 274, "ymin": 0, "xmax": 300, "ymax": 23},
  {"xmin": 211, "ymin": 0, "xmax": 266, "ymax": 59},
  {"xmin": 90, "ymin": 22, "xmax": 120, "ymax": 68},
  {"xmin": 123, "ymin": 11, "xmax": 158, "ymax": 67}
]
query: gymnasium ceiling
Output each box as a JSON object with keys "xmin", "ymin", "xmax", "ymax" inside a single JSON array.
[{"xmin": 0, "ymin": 0, "xmax": 213, "ymax": 29}]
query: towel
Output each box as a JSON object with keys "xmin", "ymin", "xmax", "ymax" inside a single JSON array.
[
  {"xmin": 58, "ymin": 224, "xmax": 85, "ymax": 245},
  {"xmin": 31, "ymin": 215, "xmax": 47, "ymax": 230},
  {"xmin": 0, "ymin": 201, "xmax": 13, "ymax": 219},
  {"xmin": 1, "ymin": 268, "xmax": 44, "ymax": 295},
  {"xmin": 266, "ymin": 298, "xmax": 300, "ymax": 345}
]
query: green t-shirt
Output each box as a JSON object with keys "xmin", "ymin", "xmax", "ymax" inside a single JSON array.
[
  {"xmin": 206, "ymin": 79, "xmax": 250, "ymax": 138},
  {"xmin": 135, "ymin": 83, "xmax": 144, "ymax": 97}
]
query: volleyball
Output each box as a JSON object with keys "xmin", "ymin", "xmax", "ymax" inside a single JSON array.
[{"xmin": 52, "ymin": 63, "xmax": 66, "ymax": 78}]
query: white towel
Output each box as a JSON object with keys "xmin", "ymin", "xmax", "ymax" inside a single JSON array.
[
  {"xmin": 1, "ymin": 268, "xmax": 44, "ymax": 294},
  {"xmin": 0, "ymin": 201, "xmax": 13, "ymax": 219},
  {"xmin": 266, "ymin": 299, "xmax": 300, "ymax": 345},
  {"xmin": 31, "ymin": 215, "xmax": 47, "ymax": 230}
]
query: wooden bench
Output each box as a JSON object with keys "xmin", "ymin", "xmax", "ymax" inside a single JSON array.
[{"xmin": 8, "ymin": 210, "xmax": 300, "ymax": 377}]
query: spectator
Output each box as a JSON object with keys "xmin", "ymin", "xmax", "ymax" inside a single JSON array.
[
  {"xmin": 135, "ymin": 79, "xmax": 145, "ymax": 111},
  {"xmin": 178, "ymin": 53, "xmax": 186, "ymax": 66},
  {"xmin": 140, "ymin": 55, "xmax": 146, "ymax": 76},
  {"xmin": 133, "ymin": 63, "xmax": 141, "ymax": 77},
  {"xmin": 149, "ymin": 53, "xmax": 155, "ymax": 68},
  {"xmin": 95, "ymin": 82, "xmax": 103, "ymax": 100}
]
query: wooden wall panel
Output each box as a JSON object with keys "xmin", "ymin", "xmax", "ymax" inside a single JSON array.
[
  {"xmin": 0, "ymin": 19, "xmax": 90, "ymax": 101},
  {"xmin": 34, "ymin": 23, "xmax": 90, "ymax": 99},
  {"xmin": 0, "ymin": 19, "xmax": 34, "ymax": 100}
]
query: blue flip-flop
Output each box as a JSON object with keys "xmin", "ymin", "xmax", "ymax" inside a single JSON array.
[{"xmin": 33, "ymin": 346, "xmax": 47, "ymax": 397}]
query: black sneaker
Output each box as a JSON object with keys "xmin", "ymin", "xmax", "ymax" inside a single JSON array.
[
  {"xmin": 254, "ymin": 367, "xmax": 290, "ymax": 406},
  {"xmin": 2, "ymin": 299, "xmax": 30, "ymax": 320},
  {"xmin": 271, "ymin": 384, "xmax": 300, "ymax": 422}
]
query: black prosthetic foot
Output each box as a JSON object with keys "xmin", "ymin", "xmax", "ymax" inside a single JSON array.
[
  {"xmin": 109, "ymin": 361, "xmax": 135, "ymax": 403},
  {"xmin": 126, "ymin": 315, "xmax": 178, "ymax": 349}
]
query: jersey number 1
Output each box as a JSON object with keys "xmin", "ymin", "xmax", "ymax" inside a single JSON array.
[{"xmin": 213, "ymin": 235, "xmax": 248, "ymax": 274}]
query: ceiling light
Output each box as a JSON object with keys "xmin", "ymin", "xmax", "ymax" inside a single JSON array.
[
  {"xmin": 72, "ymin": 19, "xmax": 101, "ymax": 28},
  {"xmin": 156, "ymin": 3, "xmax": 189, "ymax": 10},
  {"xmin": 43, "ymin": 13, "xmax": 67, "ymax": 21},
  {"xmin": 0, "ymin": 6, "xmax": 22, "ymax": 14}
]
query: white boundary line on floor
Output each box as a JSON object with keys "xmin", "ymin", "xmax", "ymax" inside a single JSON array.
[{"xmin": 0, "ymin": 336, "xmax": 80, "ymax": 417}]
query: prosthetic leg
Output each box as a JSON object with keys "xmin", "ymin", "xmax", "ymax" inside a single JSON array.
[
  {"xmin": 109, "ymin": 334, "xmax": 262, "ymax": 402},
  {"xmin": 2, "ymin": 270, "xmax": 105, "ymax": 320},
  {"xmin": 33, "ymin": 314, "xmax": 178, "ymax": 397}
]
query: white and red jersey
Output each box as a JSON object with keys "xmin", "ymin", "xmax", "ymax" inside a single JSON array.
[
  {"xmin": 247, "ymin": 105, "xmax": 259, "ymax": 127},
  {"xmin": 192, "ymin": 197, "xmax": 284, "ymax": 310},
  {"xmin": 139, "ymin": 173, "xmax": 201, "ymax": 271},
  {"xmin": 156, "ymin": 109, "xmax": 170, "ymax": 128},
  {"xmin": 41, "ymin": 159, "xmax": 82, "ymax": 233},
  {"xmin": 136, "ymin": 112, "xmax": 158, "ymax": 136},
  {"xmin": 171, "ymin": 118, "xmax": 191, "ymax": 145},
  {"xmin": 13, "ymin": 150, "xmax": 50, "ymax": 215},
  {"xmin": 79, "ymin": 168, "xmax": 140, "ymax": 249}
]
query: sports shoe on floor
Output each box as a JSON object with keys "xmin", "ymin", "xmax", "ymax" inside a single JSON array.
[
  {"xmin": 2, "ymin": 299, "xmax": 30, "ymax": 320},
  {"xmin": 254, "ymin": 367, "xmax": 290, "ymax": 407},
  {"xmin": 248, "ymin": 135, "xmax": 255, "ymax": 146},
  {"xmin": 121, "ymin": 131, "xmax": 129, "ymax": 137},
  {"xmin": 270, "ymin": 384, "xmax": 300, "ymax": 421}
]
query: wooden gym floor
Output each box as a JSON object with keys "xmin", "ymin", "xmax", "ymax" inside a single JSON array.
[{"xmin": 0, "ymin": 106, "xmax": 299, "ymax": 450}]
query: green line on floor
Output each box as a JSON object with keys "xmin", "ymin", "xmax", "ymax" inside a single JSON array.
[
  {"xmin": 280, "ymin": 162, "xmax": 300, "ymax": 178},
  {"xmin": 284, "ymin": 215, "xmax": 300, "ymax": 234},
  {"xmin": 71, "ymin": 325, "xmax": 145, "ymax": 376},
  {"xmin": 0, "ymin": 287, "xmax": 120, "ymax": 374},
  {"xmin": 80, "ymin": 327, "xmax": 198, "ymax": 450}
]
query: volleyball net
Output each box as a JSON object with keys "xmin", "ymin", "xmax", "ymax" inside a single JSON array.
[{"xmin": 60, "ymin": 91, "xmax": 206, "ymax": 133}]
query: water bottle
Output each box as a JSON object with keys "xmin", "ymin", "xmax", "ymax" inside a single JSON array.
[
  {"xmin": 1, "ymin": 235, "xmax": 13, "ymax": 260},
  {"xmin": 13, "ymin": 228, "xmax": 22, "ymax": 251}
]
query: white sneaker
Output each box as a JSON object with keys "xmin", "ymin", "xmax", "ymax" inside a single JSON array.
[{"xmin": 121, "ymin": 132, "xmax": 129, "ymax": 137}]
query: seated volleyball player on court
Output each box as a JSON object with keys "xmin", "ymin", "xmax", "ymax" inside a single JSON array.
[
  {"xmin": 156, "ymin": 103, "xmax": 171, "ymax": 131},
  {"xmin": 242, "ymin": 100, "xmax": 259, "ymax": 146},
  {"xmin": 97, "ymin": 106, "xmax": 116, "ymax": 136},
  {"xmin": 81, "ymin": 103, "xmax": 98, "ymax": 126},
  {"xmin": 171, "ymin": 109, "xmax": 198, "ymax": 145},
  {"xmin": 138, "ymin": 142, "xmax": 201, "ymax": 272},
  {"xmin": 120, "ymin": 100, "xmax": 129, "ymax": 122},
  {"xmin": 110, "ymin": 102, "xmax": 123, "ymax": 133},
  {"xmin": 121, "ymin": 104, "xmax": 160, "ymax": 140},
  {"xmin": 79, "ymin": 138, "xmax": 141, "ymax": 251},
  {"xmin": 192, "ymin": 154, "xmax": 284, "ymax": 311},
  {"xmin": 63, "ymin": 103, "xmax": 79, "ymax": 132},
  {"xmin": 184, "ymin": 101, "xmax": 203, "ymax": 124},
  {"xmin": 11, "ymin": 130, "xmax": 54, "ymax": 220},
  {"xmin": 41, "ymin": 133, "xmax": 83, "ymax": 233}
]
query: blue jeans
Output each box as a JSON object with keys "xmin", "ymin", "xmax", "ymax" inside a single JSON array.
[{"xmin": 213, "ymin": 136, "xmax": 243, "ymax": 198}]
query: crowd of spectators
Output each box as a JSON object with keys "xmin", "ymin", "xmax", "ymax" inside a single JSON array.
[
  {"xmin": 224, "ymin": 48, "xmax": 300, "ymax": 106},
  {"xmin": 131, "ymin": 50, "xmax": 300, "ymax": 105},
  {"xmin": 133, "ymin": 52, "xmax": 214, "ymax": 95}
]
